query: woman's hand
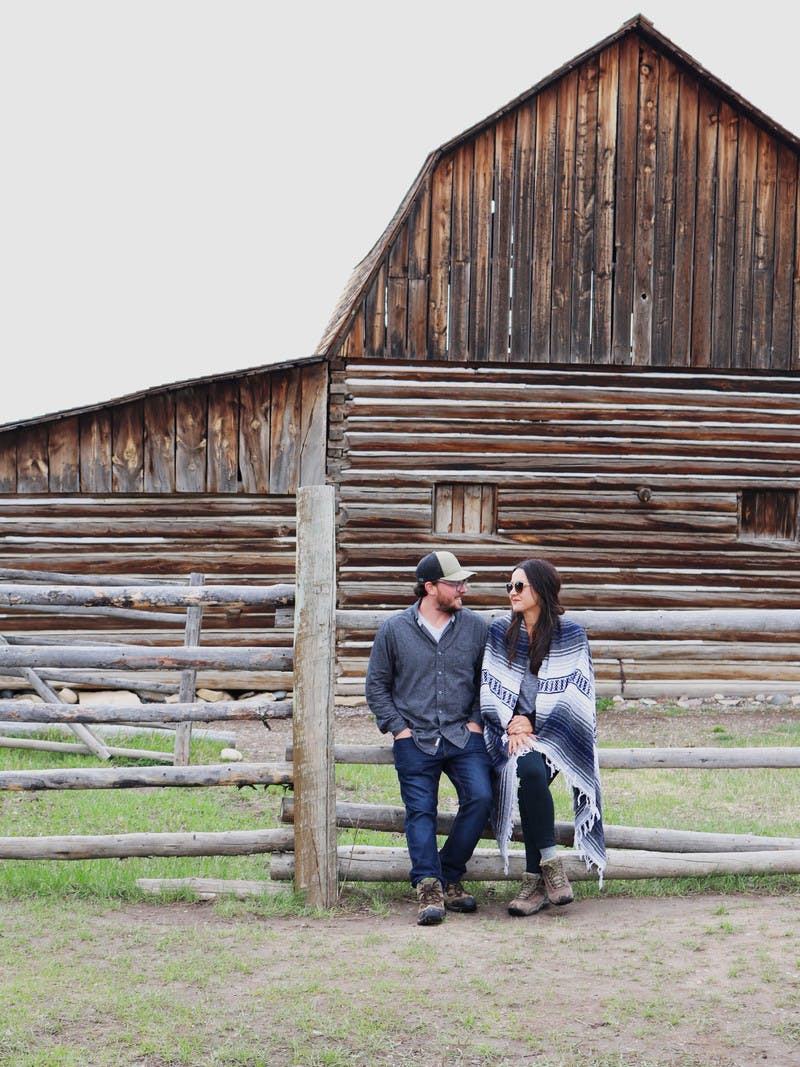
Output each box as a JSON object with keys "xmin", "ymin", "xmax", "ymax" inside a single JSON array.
[{"xmin": 506, "ymin": 715, "xmax": 535, "ymax": 756}]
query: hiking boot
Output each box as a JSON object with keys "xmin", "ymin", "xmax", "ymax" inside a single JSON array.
[
  {"xmin": 416, "ymin": 877, "xmax": 445, "ymax": 925},
  {"xmin": 540, "ymin": 855, "xmax": 574, "ymax": 906},
  {"xmin": 444, "ymin": 881, "xmax": 477, "ymax": 913},
  {"xmin": 508, "ymin": 871, "xmax": 549, "ymax": 916}
]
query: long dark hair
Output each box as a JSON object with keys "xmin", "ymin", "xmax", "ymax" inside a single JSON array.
[{"xmin": 505, "ymin": 558, "xmax": 564, "ymax": 673}]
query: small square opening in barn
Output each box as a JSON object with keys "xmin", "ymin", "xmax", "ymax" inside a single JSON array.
[
  {"xmin": 433, "ymin": 484, "xmax": 496, "ymax": 535},
  {"xmin": 738, "ymin": 489, "xmax": 798, "ymax": 542}
]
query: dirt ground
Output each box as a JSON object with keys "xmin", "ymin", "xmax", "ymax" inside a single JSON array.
[{"xmin": 190, "ymin": 697, "xmax": 800, "ymax": 1067}]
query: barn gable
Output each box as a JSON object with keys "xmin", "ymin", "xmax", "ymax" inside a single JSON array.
[{"xmin": 320, "ymin": 14, "xmax": 800, "ymax": 372}]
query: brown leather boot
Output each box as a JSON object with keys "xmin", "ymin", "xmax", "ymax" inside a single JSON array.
[
  {"xmin": 416, "ymin": 877, "xmax": 445, "ymax": 925},
  {"xmin": 507, "ymin": 871, "xmax": 549, "ymax": 916},
  {"xmin": 540, "ymin": 855, "xmax": 574, "ymax": 905}
]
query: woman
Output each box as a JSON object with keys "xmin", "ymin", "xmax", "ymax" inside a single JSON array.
[{"xmin": 480, "ymin": 559, "xmax": 606, "ymax": 916}]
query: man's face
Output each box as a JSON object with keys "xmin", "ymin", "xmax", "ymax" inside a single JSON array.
[{"xmin": 428, "ymin": 579, "xmax": 467, "ymax": 613}]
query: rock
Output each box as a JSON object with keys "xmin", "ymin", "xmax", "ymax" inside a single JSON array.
[
  {"xmin": 612, "ymin": 695, "xmax": 624, "ymax": 704},
  {"xmin": 219, "ymin": 747, "xmax": 243, "ymax": 762},
  {"xmin": 165, "ymin": 694, "xmax": 181, "ymax": 703},
  {"xmin": 791, "ymin": 695, "xmax": 800, "ymax": 707},
  {"xmin": 273, "ymin": 691, "xmax": 287, "ymax": 701},
  {"xmin": 768, "ymin": 693, "xmax": 791, "ymax": 706},
  {"xmin": 79, "ymin": 690, "xmax": 142, "ymax": 706},
  {"xmin": 196, "ymin": 689, "xmax": 233, "ymax": 703},
  {"xmin": 12, "ymin": 692, "xmax": 43, "ymax": 702},
  {"xmin": 336, "ymin": 695, "xmax": 368, "ymax": 707},
  {"xmin": 640, "ymin": 698, "xmax": 657, "ymax": 706},
  {"xmin": 57, "ymin": 688, "xmax": 79, "ymax": 704}
]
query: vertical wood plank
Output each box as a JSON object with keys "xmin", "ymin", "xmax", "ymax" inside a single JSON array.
[
  {"xmin": 470, "ymin": 128, "xmax": 495, "ymax": 362},
  {"xmin": 16, "ymin": 426, "xmax": 49, "ymax": 493},
  {"xmin": 293, "ymin": 484, "xmax": 337, "ymax": 908},
  {"xmin": 711, "ymin": 103, "xmax": 739, "ymax": 368},
  {"xmin": 407, "ymin": 174, "xmax": 431, "ymax": 359},
  {"xmin": 238, "ymin": 375, "xmax": 271, "ymax": 493},
  {"xmin": 428, "ymin": 155, "xmax": 454, "ymax": 359},
  {"xmin": 480, "ymin": 485, "xmax": 496, "ymax": 535},
  {"xmin": 732, "ymin": 117, "xmax": 758, "ymax": 368},
  {"xmin": 143, "ymin": 393, "xmax": 176, "ymax": 493},
  {"xmin": 462, "ymin": 483, "xmax": 483, "ymax": 532},
  {"xmin": 592, "ymin": 44, "xmax": 619, "ymax": 362},
  {"xmin": 571, "ymin": 57, "xmax": 599, "ymax": 362},
  {"xmin": 0, "ymin": 435, "xmax": 17, "ymax": 493},
  {"xmin": 488, "ymin": 113, "xmax": 516, "ymax": 361},
  {"xmin": 751, "ymin": 129, "xmax": 778, "ymax": 369},
  {"xmin": 451, "ymin": 485, "xmax": 465, "ymax": 533},
  {"xmin": 770, "ymin": 146, "xmax": 797, "ymax": 370},
  {"xmin": 387, "ymin": 221, "xmax": 409, "ymax": 358},
  {"xmin": 632, "ymin": 46, "xmax": 658, "ymax": 364},
  {"xmin": 79, "ymin": 411, "xmax": 112, "ymax": 493},
  {"xmin": 511, "ymin": 100, "xmax": 536, "ymax": 361},
  {"xmin": 793, "ymin": 162, "xmax": 800, "ymax": 371},
  {"xmin": 112, "ymin": 402, "xmax": 144, "ymax": 493},
  {"xmin": 207, "ymin": 380, "xmax": 239, "ymax": 493},
  {"xmin": 364, "ymin": 260, "xmax": 388, "ymax": 358},
  {"xmin": 671, "ymin": 74, "xmax": 699, "ymax": 366},
  {"xmin": 270, "ymin": 367, "xmax": 302, "ymax": 494},
  {"xmin": 551, "ymin": 70, "xmax": 578, "ymax": 360},
  {"xmin": 611, "ymin": 33, "xmax": 640, "ymax": 363},
  {"xmin": 433, "ymin": 483, "xmax": 453, "ymax": 533},
  {"xmin": 449, "ymin": 143, "xmax": 474, "ymax": 358},
  {"xmin": 689, "ymin": 87, "xmax": 719, "ymax": 368},
  {"xmin": 531, "ymin": 87, "xmax": 558, "ymax": 361},
  {"xmin": 176, "ymin": 387, "xmax": 208, "ymax": 493},
  {"xmin": 651, "ymin": 55, "xmax": 679, "ymax": 366},
  {"xmin": 48, "ymin": 417, "xmax": 80, "ymax": 493},
  {"xmin": 299, "ymin": 362, "xmax": 328, "ymax": 487},
  {"xmin": 339, "ymin": 306, "xmax": 365, "ymax": 359}
]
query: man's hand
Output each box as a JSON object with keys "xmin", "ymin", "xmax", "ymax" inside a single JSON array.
[
  {"xmin": 466, "ymin": 722, "xmax": 484, "ymax": 734},
  {"xmin": 393, "ymin": 727, "xmax": 413, "ymax": 739}
]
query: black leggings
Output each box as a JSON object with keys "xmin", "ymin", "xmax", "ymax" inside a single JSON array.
[{"xmin": 517, "ymin": 750, "xmax": 557, "ymax": 873}]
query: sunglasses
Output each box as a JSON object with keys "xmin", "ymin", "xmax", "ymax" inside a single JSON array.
[{"xmin": 506, "ymin": 581, "xmax": 532, "ymax": 594}]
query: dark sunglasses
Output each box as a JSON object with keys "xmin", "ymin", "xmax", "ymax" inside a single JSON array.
[{"xmin": 506, "ymin": 581, "xmax": 531, "ymax": 594}]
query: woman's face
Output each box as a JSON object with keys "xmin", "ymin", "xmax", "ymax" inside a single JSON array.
[{"xmin": 508, "ymin": 567, "xmax": 541, "ymax": 618}]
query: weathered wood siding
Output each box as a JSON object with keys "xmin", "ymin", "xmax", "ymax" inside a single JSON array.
[
  {"xmin": 328, "ymin": 33, "xmax": 800, "ymax": 372},
  {"xmin": 330, "ymin": 361, "xmax": 800, "ymax": 694},
  {"xmin": 0, "ymin": 363, "xmax": 327, "ymax": 496}
]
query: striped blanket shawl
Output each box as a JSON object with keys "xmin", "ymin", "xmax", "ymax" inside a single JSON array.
[{"xmin": 480, "ymin": 615, "xmax": 606, "ymax": 884}]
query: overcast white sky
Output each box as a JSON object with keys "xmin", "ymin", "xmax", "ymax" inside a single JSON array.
[{"xmin": 2, "ymin": 0, "xmax": 798, "ymax": 426}]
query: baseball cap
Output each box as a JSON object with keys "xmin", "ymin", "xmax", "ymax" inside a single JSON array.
[{"xmin": 415, "ymin": 550, "xmax": 475, "ymax": 584}]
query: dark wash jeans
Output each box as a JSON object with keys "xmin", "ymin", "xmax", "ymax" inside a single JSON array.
[
  {"xmin": 392, "ymin": 731, "xmax": 493, "ymax": 887},
  {"xmin": 517, "ymin": 749, "xmax": 557, "ymax": 873}
]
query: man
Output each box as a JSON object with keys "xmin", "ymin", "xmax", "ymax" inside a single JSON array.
[{"xmin": 365, "ymin": 550, "xmax": 492, "ymax": 926}]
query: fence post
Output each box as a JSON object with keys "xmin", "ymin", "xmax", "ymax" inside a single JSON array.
[
  {"xmin": 174, "ymin": 573, "xmax": 204, "ymax": 766},
  {"xmin": 293, "ymin": 485, "xmax": 337, "ymax": 907}
]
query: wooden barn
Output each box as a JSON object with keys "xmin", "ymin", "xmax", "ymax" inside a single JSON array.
[{"xmin": 1, "ymin": 14, "xmax": 799, "ymax": 698}]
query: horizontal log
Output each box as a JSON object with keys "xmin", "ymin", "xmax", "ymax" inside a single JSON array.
[
  {"xmin": 269, "ymin": 845, "xmax": 800, "ymax": 882},
  {"xmin": 284, "ymin": 744, "xmax": 800, "ymax": 769},
  {"xmin": 0, "ymin": 736, "xmax": 174, "ymax": 762},
  {"xmin": 0, "ymin": 828, "xmax": 295, "ymax": 860},
  {"xmin": 0, "ymin": 700, "xmax": 291, "ymax": 723},
  {"xmin": 136, "ymin": 877, "xmax": 284, "ymax": 899},
  {"xmin": 0, "ymin": 760, "xmax": 293, "ymax": 791},
  {"xmin": 279, "ymin": 799, "xmax": 800, "ymax": 853},
  {"xmin": 0, "ymin": 583, "xmax": 295, "ymax": 609},
  {"xmin": 0, "ymin": 645, "xmax": 293, "ymax": 671},
  {"xmin": 277, "ymin": 607, "xmax": 800, "ymax": 637}
]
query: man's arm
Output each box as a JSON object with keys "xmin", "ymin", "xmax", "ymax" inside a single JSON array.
[{"xmin": 365, "ymin": 623, "xmax": 408, "ymax": 737}]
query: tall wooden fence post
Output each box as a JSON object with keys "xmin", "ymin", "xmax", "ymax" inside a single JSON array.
[
  {"xmin": 174, "ymin": 573, "xmax": 204, "ymax": 766},
  {"xmin": 293, "ymin": 485, "xmax": 337, "ymax": 907}
]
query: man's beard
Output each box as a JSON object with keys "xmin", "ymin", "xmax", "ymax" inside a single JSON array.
[{"xmin": 434, "ymin": 591, "xmax": 461, "ymax": 614}]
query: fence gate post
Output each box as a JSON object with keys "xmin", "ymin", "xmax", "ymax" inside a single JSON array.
[{"xmin": 293, "ymin": 484, "xmax": 337, "ymax": 907}]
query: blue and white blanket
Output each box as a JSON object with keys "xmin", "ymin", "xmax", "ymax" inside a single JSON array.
[{"xmin": 480, "ymin": 615, "xmax": 606, "ymax": 884}]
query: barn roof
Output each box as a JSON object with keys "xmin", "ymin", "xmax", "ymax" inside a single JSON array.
[{"xmin": 317, "ymin": 13, "xmax": 800, "ymax": 358}]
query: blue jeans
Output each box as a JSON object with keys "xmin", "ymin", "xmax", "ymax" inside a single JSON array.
[
  {"xmin": 517, "ymin": 750, "xmax": 557, "ymax": 873},
  {"xmin": 392, "ymin": 732, "xmax": 493, "ymax": 887}
]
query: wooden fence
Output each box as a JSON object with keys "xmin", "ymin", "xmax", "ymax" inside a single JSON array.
[{"xmin": 0, "ymin": 483, "xmax": 799, "ymax": 906}]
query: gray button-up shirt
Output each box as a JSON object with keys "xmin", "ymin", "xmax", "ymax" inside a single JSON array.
[{"xmin": 365, "ymin": 603, "xmax": 488, "ymax": 754}]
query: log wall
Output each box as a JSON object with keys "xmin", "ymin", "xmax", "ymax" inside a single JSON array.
[
  {"xmin": 330, "ymin": 360, "xmax": 800, "ymax": 695},
  {"xmin": 326, "ymin": 32, "xmax": 800, "ymax": 372}
]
